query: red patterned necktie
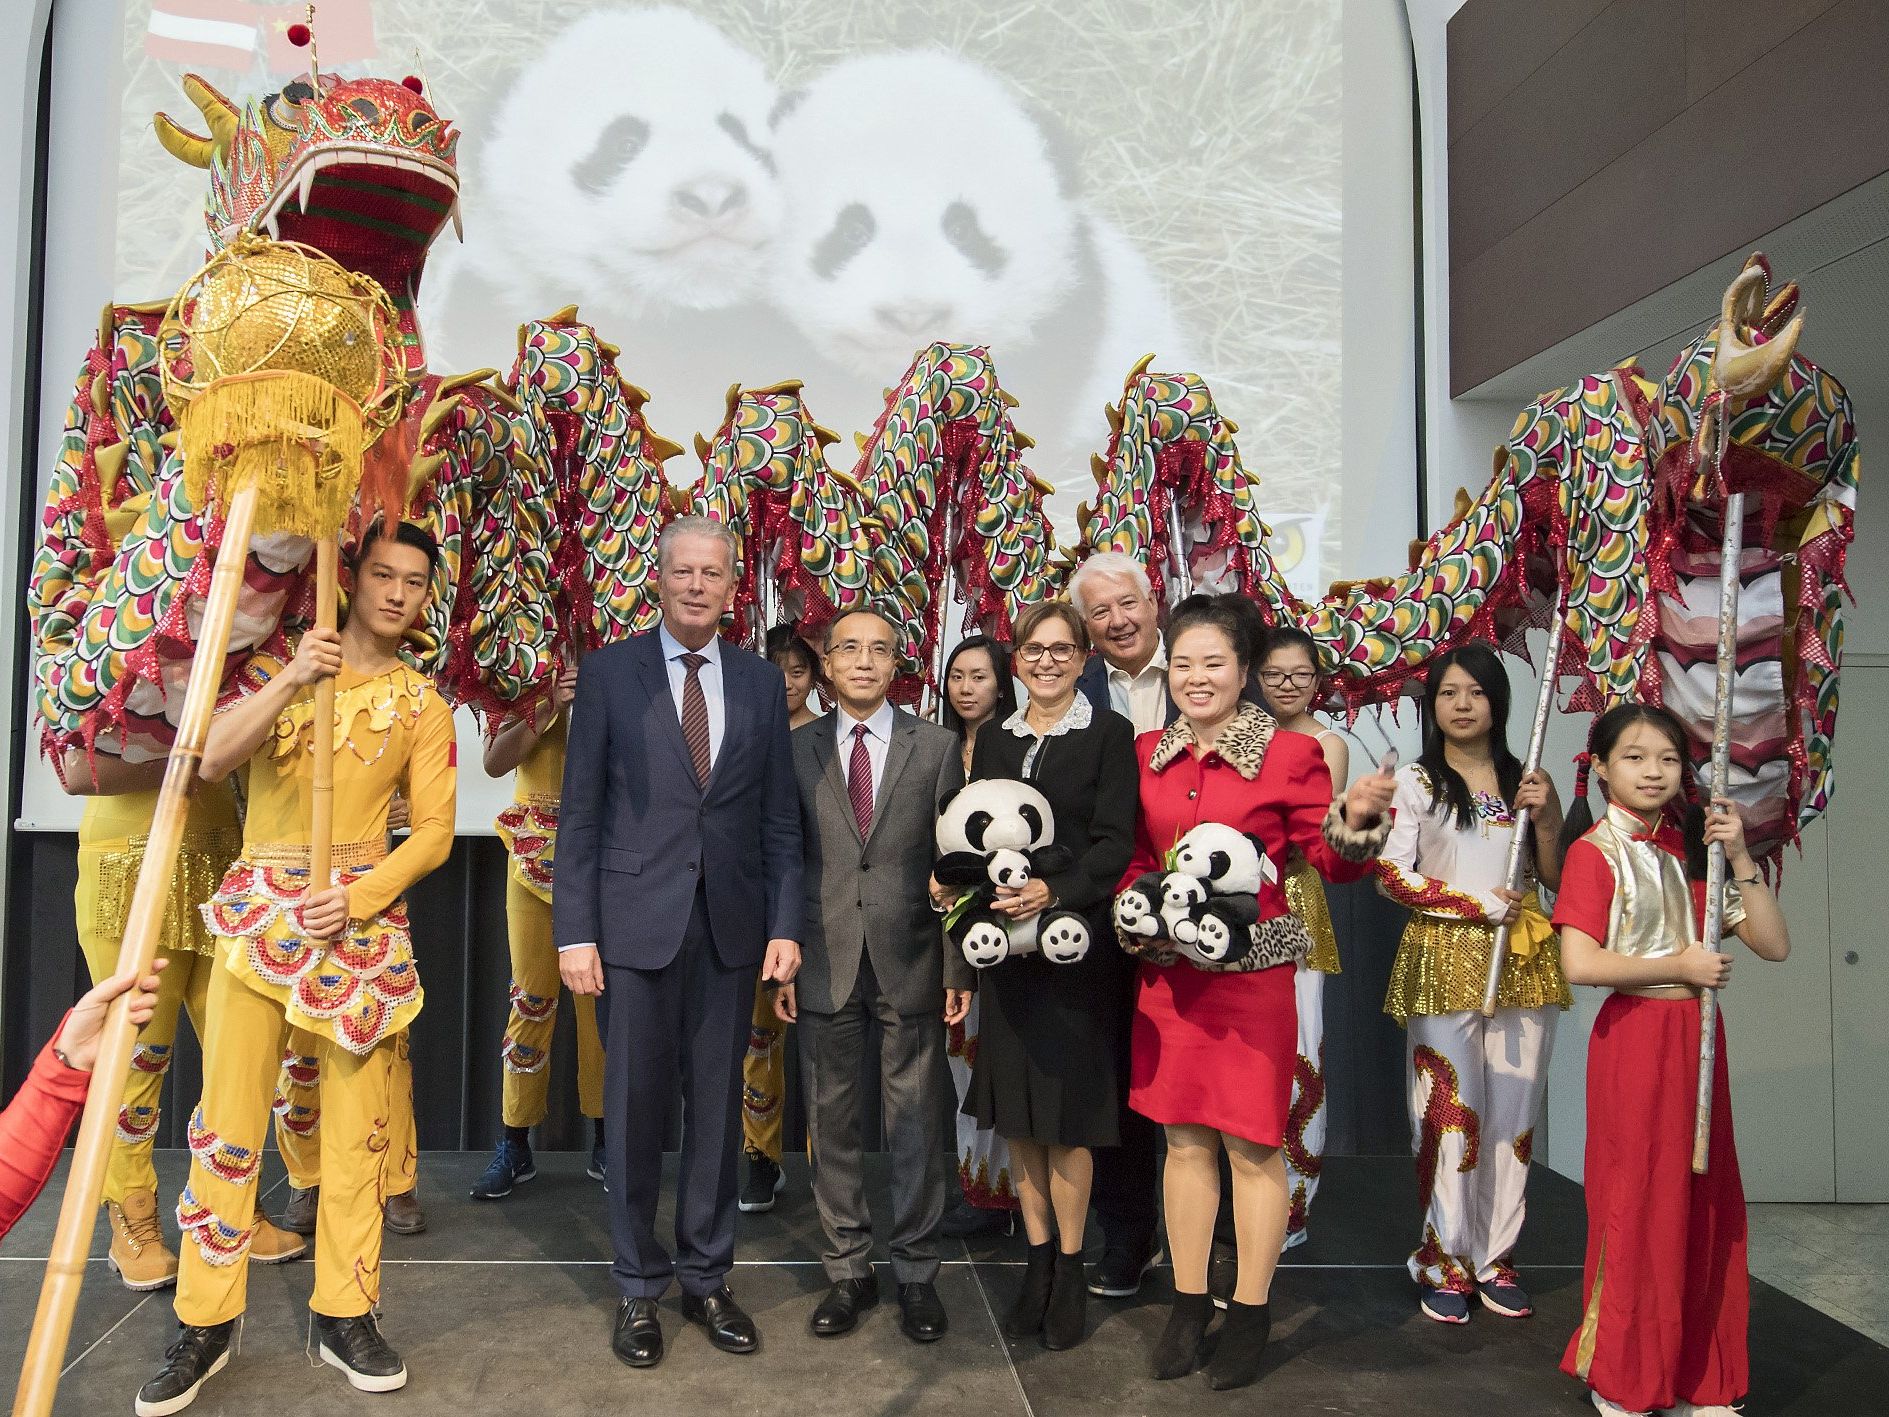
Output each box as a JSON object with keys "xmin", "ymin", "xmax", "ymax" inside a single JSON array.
[
  {"xmin": 848, "ymin": 721, "xmax": 874, "ymax": 837},
  {"xmin": 680, "ymin": 652, "xmax": 711, "ymax": 787}
]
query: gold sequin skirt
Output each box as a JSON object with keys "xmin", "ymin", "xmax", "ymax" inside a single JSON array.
[
  {"xmin": 86, "ymin": 828, "xmax": 244, "ymax": 958},
  {"xmin": 1284, "ymin": 859, "xmax": 1340, "ymax": 974},
  {"xmin": 1383, "ymin": 913, "xmax": 1571, "ymax": 1024}
]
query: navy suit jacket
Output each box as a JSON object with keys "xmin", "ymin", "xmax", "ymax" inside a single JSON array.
[{"xmin": 553, "ymin": 629, "xmax": 804, "ymax": 971}]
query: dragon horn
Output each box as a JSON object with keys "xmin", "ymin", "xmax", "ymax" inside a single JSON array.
[
  {"xmin": 1126, "ymin": 352, "xmax": 1155, "ymax": 386},
  {"xmin": 723, "ymin": 383, "xmax": 744, "ymax": 419},
  {"xmin": 692, "ymin": 432, "xmax": 712, "ymax": 463},
  {"xmin": 1761, "ymin": 280, "xmax": 1801, "ymax": 338},
  {"xmin": 152, "ymin": 113, "xmax": 215, "ymax": 168},
  {"xmin": 1713, "ymin": 261, "xmax": 1803, "ymax": 402},
  {"xmin": 182, "ymin": 74, "xmax": 238, "ymax": 152},
  {"xmin": 1090, "ymin": 453, "xmax": 1108, "ymax": 483}
]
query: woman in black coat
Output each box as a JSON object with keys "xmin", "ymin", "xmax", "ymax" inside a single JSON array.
[{"xmin": 945, "ymin": 599, "xmax": 1137, "ymax": 1350}]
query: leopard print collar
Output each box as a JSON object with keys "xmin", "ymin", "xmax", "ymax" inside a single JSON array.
[{"xmin": 1148, "ymin": 702, "xmax": 1276, "ymax": 780}]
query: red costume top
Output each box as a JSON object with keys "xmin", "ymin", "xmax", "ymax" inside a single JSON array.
[{"xmin": 0, "ymin": 1012, "xmax": 88, "ymax": 1239}]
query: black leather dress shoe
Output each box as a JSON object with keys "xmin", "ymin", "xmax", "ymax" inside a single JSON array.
[
  {"xmin": 681, "ymin": 1286, "xmax": 759, "ymax": 1354},
  {"xmin": 898, "ymin": 1282, "xmax": 948, "ymax": 1343},
  {"xmin": 612, "ymin": 1298, "xmax": 663, "ymax": 1368},
  {"xmin": 810, "ymin": 1276, "xmax": 880, "ymax": 1337}
]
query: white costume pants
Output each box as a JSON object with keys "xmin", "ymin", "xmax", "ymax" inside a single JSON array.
[
  {"xmin": 948, "ymin": 995, "xmax": 1016, "ymax": 1208},
  {"xmin": 1405, "ymin": 1006, "xmax": 1556, "ymax": 1288},
  {"xmin": 1282, "ymin": 961, "xmax": 1328, "ymax": 1246}
]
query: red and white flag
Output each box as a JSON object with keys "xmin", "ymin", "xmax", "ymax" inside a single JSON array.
[
  {"xmin": 144, "ymin": 0, "xmax": 264, "ymax": 72},
  {"xmin": 144, "ymin": 1, "xmax": 378, "ymax": 76}
]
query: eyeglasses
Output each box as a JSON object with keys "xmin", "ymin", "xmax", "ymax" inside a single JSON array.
[
  {"xmin": 1017, "ymin": 643, "xmax": 1079, "ymax": 665},
  {"xmin": 1258, "ymin": 668, "xmax": 1318, "ymax": 688},
  {"xmin": 829, "ymin": 641, "xmax": 896, "ymax": 663}
]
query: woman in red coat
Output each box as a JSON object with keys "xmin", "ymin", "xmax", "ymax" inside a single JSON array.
[
  {"xmin": 1115, "ymin": 597, "xmax": 1394, "ymax": 1390},
  {"xmin": 2, "ymin": 963, "xmax": 167, "ymax": 1239}
]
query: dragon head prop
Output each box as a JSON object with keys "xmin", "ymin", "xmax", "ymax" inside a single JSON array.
[{"xmin": 154, "ymin": 71, "xmax": 460, "ymax": 373}]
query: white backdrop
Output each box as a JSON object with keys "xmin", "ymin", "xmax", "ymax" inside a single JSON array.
[{"xmin": 16, "ymin": 0, "xmax": 1422, "ymax": 833}]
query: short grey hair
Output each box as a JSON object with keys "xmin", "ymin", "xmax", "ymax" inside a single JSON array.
[
  {"xmin": 1068, "ymin": 551, "xmax": 1153, "ymax": 615},
  {"xmin": 658, "ymin": 515, "xmax": 738, "ymax": 574},
  {"xmin": 821, "ymin": 602, "xmax": 902, "ymax": 654}
]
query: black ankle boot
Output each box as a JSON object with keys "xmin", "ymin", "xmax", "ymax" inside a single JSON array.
[
  {"xmin": 1004, "ymin": 1242, "xmax": 1055, "ymax": 1339},
  {"xmin": 1041, "ymin": 1250, "xmax": 1089, "ymax": 1350},
  {"xmin": 1152, "ymin": 1290, "xmax": 1214, "ymax": 1379},
  {"xmin": 1206, "ymin": 1299, "xmax": 1271, "ymax": 1390}
]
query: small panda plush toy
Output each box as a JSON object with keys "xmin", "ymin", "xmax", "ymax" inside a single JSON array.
[
  {"xmin": 934, "ymin": 779, "xmax": 1092, "ymax": 968},
  {"xmin": 1113, "ymin": 822, "xmax": 1273, "ymax": 966}
]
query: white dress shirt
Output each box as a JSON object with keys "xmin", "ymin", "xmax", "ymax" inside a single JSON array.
[
  {"xmin": 835, "ymin": 699, "xmax": 897, "ymax": 802},
  {"xmin": 1106, "ymin": 645, "xmax": 1170, "ymax": 735},
  {"xmin": 659, "ymin": 623, "xmax": 726, "ymax": 767}
]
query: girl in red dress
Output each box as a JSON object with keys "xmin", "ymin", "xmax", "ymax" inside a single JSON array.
[
  {"xmin": 1552, "ymin": 704, "xmax": 1790, "ymax": 1417},
  {"xmin": 1114, "ymin": 596, "xmax": 1394, "ymax": 1389}
]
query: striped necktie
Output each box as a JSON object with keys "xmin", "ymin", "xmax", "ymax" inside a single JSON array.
[
  {"xmin": 848, "ymin": 721, "xmax": 874, "ymax": 838},
  {"xmin": 679, "ymin": 653, "xmax": 711, "ymax": 787}
]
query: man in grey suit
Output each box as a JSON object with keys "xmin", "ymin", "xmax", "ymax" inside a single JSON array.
[
  {"xmin": 778, "ymin": 606, "xmax": 969, "ymax": 1343},
  {"xmin": 556, "ymin": 517, "xmax": 803, "ymax": 1370}
]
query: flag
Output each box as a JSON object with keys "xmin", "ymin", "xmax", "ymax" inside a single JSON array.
[
  {"xmin": 263, "ymin": 0, "xmax": 377, "ymax": 73},
  {"xmin": 144, "ymin": 0, "xmax": 263, "ymax": 72}
]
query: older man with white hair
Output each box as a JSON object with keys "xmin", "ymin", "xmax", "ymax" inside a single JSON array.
[{"xmin": 1065, "ymin": 550, "xmax": 1171, "ymax": 1299}]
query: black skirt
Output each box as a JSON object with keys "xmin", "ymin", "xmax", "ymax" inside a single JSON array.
[{"xmin": 962, "ymin": 910, "xmax": 1132, "ymax": 1148}]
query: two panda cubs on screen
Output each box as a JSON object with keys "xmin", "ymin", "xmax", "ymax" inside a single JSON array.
[
  {"xmin": 426, "ymin": 6, "xmax": 1182, "ymax": 499},
  {"xmin": 935, "ymin": 779, "xmax": 1268, "ymax": 970}
]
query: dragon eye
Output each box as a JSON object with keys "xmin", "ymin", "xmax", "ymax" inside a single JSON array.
[{"xmin": 347, "ymin": 97, "xmax": 382, "ymax": 123}]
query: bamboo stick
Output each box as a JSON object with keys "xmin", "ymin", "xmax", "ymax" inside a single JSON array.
[
  {"xmin": 13, "ymin": 484, "xmax": 262, "ymax": 1417},
  {"xmin": 1694, "ymin": 489, "xmax": 1746, "ymax": 1174},
  {"xmin": 1482, "ymin": 597, "xmax": 1568, "ymax": 1016},
  {"xmin": 310, "ymin": 537, "xmax": 338, "ymax": 894}
]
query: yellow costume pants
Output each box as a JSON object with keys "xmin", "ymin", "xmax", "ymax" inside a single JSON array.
[
  {"xmin": 742, "ymin": 980, "xmax": 785, "ymax": 1164},
  {"xmin": 275, "ymin": 1027, "xmax": 418, "ymax": 1197},
  {"xmin": 501, "ymin": 875, "xmax": 603, "ymax": 1127},
  {"xmin": 75, "ymin": 921, "xmax": 210, "ymax": 1207},
  {"xmin": 176, "ymin": 961, "xmax": 397, "ymax": 1323}
]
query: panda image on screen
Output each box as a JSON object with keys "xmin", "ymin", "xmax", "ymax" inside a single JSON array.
[
  {"xmin": 1114, "ymin": 822, "xmax": 1273, "ymax": 966},
  {"xmin": 421, "ymin": 6, "xmax": 797, "ymax": 438},
  {"xmin": 934, "ymin": 778, "xmax": 1092, "ymax": 968},
  {"xmin": 767, "ymin": 49, "xmax": 1187, "ymax": 532}
]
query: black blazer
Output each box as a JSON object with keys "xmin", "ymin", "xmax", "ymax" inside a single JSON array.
[{"xmin": 553, "ymin": 630, "xmax": 803, "ymax": 970}]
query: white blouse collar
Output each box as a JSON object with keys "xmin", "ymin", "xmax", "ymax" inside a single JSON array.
[{"xmin": 1003, "ymin": 693, "xmax": 1093, "ymax": 740}]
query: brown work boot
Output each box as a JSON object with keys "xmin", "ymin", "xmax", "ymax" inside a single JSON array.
[
  {"xmin": 248, "ymin": 1215, "xmax": 307, "ymax": 1264},
  {"xmin": 106, "ymin": 1190, "xmax": 178, "ymax": 1291},
  {"xmin": 383, "ymin": 1190, "xmax": 427, "ymax": 1235},
  {"xmin": 279, "ymin": 1184, "xmax": 318, "ymax": 1235}
]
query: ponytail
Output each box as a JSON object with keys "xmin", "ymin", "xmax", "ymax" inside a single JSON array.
[{"xmin": 1555, "ymin": 749, "xmax": 1597, "ymax": 873}]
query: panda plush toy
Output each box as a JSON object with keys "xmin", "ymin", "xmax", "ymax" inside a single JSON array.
[
  {"xmin": 934, "ymin": 779, "xmax": 1092, "ymax": 968},
  {"xmin": 1113, "ymin": 822, "xmax": 1273, "ymax": 966}
]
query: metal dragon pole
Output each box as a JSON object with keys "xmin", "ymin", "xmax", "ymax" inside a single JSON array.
[
  {"xmin": 1482, "ymin": 594, "xmax": 1568, "ymax": 1016},
  {"xmin": 1694, "ymin": 484, "xmax": 1746, "ymax": 1174},
  {"xmin": 1165, "ymin": 497, "xmax": 1194, "ymax": 603},
  {"xmin": 930, "ymin": 491, "xmax": 960, "ymax": 722},
  {"xmin": 13, "ymin": 485, "xmax": 262, "ymax": 1417}
]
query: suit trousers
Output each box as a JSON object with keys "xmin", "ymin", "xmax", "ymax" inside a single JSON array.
[
  {"xmin": 1088, "ymin": 949, "xmax": 1160, "ymax": 1252},
  {"xmin": 602, "ymin": 884, "xmax": 752, "ymax": 1299},
  {"xmin": 799, "ymin": 954, "xmax": 947, "ymax": 1284}
]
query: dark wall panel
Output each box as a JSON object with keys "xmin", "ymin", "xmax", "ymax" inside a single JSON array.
[
  {"xmin": 1447, "ymin": 0, "xmax": 1889, "ymax": 393},
  {"xmin": 3, "ymin": 838, "xmax": 1417, "ymax": 1160}
]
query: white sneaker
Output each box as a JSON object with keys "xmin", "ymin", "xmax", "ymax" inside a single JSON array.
[
  {"xmin": 1669, "ymin": 1404, "xmax": 1741, "ymax": 1416},
  {"xmin": 1590, "ymin": 1391, "xmax": 1650, "ymax": 1417}
]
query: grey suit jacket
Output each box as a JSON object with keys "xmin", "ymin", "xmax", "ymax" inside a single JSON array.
[{"xmin": 792, "ymin": 708, "xmax": 970, "ymax": 1015}]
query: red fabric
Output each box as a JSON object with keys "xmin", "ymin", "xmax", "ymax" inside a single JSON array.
[
  {"xmin": 1129, "ymin": 961, "xmax": 1295, "ymax": 1145},
  {"xmin": 0, "ymin": 1012, "xmax": 90, "ymax": 1240},
  {"xmin": 1117, "ymin": 726, "xmax": 1367, "ymax": 922},
  {"xmin": 1563, "ymin": 994, "xmax": 1748, "ymax": 1410},
  {"xmin": 1552, "ymin": 839, "xmax": 1618, "ymax": 940}
]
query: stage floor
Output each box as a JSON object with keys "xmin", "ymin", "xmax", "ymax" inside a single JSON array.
[{"xmin": 3, "ymin": 1151, "xmax": 1882, "ymax": 1415}]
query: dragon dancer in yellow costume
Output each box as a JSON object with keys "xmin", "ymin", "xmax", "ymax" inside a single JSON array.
[
  {"xmin": 58, "ymin": 490, "xmax": 306, "ymax": 1293},
  {"xmin": 137, "ymin": 523, "xmax": 456, "ymax": 1414},
  {"xmin": 471, "ymin": 659, "xmax": 607, "ymax": 1199}
]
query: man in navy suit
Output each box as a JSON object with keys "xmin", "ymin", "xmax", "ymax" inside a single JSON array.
[{"xmin": 555, "ymin": 516, "xmax": 803, "ymax": 1369}]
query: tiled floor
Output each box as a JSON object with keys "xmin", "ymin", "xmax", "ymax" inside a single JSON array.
[{"xmin": 1749, "ymin": 1203, "xmax": 1889, "ymax": 1345}]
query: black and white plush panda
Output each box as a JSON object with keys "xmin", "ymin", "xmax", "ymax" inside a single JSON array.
[
  {"xmin": 1113, "ymin": 822, "xmax": 1272, "ymax": 966},
  {"xmin": 767, "ymin": 50, "xmax": 1187, "ymax": 533},
  {"xmin": 934, "ymin": 779, "xmax": 1092, "ymax": 968}
]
